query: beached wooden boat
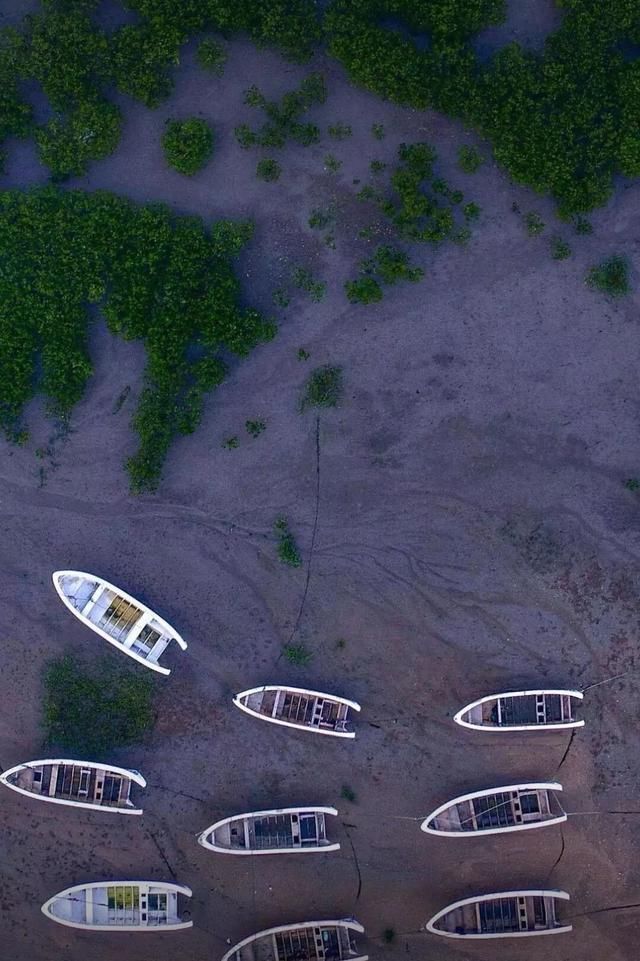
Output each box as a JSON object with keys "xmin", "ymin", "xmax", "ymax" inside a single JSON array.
[
  {"xmin": 0, "ymin": 759, "xmax": 145, "ymax": 815},
  {"xmin": 198, "ymin": 806, "xmax": 340, "ymax": 855},
  {"xmin": 221, "ymin": 919, "xmax": 367, "ymax": 961},
  {"xmin": 454, "ymin": 690, "xmax": 584, "ymax": 731},
  {"xmin": 41, "ymin": 881, "xmax": 193, "ymax": 931},
  {"xmin": 52, "ymin": 570, "xmax": 187, "ymax": 675},
  {"xmin": 426, "ymin": 890, "xmax": 572, "ymax": 939},
  {"xmin": 421, "ymin": 782, "xmax": 566, "ymax": 836},
  {"xmin": 233, "ymin": 686, "xmax": 361, "ymax": 738}
]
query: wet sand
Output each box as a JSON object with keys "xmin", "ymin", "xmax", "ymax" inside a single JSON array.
[{"xmin": 1, "ymin": 9, "xmax": 640, "ymax": 961}]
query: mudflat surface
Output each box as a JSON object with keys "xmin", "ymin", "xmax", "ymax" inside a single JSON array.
[{"xmin": 1, "ymin": 9, "xmax": 640, "ymax": 961}]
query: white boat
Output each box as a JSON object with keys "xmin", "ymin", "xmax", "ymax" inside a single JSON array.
[
  {"xmin": 426, "ymin": 890, "xmax": 572, "ymax": 939},
  {"xmin": 41, "ymin": 880, "xmax": 193, "ymax": 931},
  {"xmin": 453, "ymin": 690, "xmax": 584, "ymax": 731},
  {"xmin": 221, "ymin": 919, "xmax": 368, "ymax": 961},
  {"xmin": 198, "ymin": 806, "xmax": 340, "ymax": 855},
  {"xmin": 421, "ymin": 782, "xmax": 566, "ymax": 836},
  {"xmin": 233, "ymin": 686, "xmax": 361, "ymax": 738},
  {"xmin": 0, "ymin": 759, "xmax": 145, "ymax": 814},
  {"xmin": 52, "ymin": 570, "xmax": 187, "ymax": 675}
]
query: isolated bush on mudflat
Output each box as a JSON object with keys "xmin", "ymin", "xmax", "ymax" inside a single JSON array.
[
  {"xmin": 301, "ymin": 365, "xmax": 343, "ymax": 408},
  {"xmin": 345, "ymin": 276, "xmax": 383, "ymax": 304},
  {"xmin": 235, "ymin": 73, "xmax": 326, "ymax": 151},
  {"xmin": 163, "ymin": 118, "xmax": 214, "ymax": 175},
  {"xmin": 586, "ymin": 255, "xmax": 630, "ymax": 297}
]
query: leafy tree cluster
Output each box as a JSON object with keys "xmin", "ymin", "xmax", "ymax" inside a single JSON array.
[
  {"xmin": 346, "ymin": 244, "xmax": 423, "ymax": 303},
  {"xmin": 365, "ymin": 142, "xmax": 476, "ymax": 245},
  {"xmin": 586, "ymin": 255, "xmax": 630, "ymax": 297},
  {"xmin": 324, "ymin": 0, "xmax": 640, "ymax": 216},
  {"xmin": 162, "ymin": 117, "xmax": 214, "ymax": 175},
  {"xmin": 0, "ymin": 187, "xmax": 274, "ymax": 492},
  {"xmin": 235, "ymin": 73, "xmax": 326, "ymax": 150},
  {"xmin": 43, "ymin": 655, "xmax": 155, "ymax": 755}
]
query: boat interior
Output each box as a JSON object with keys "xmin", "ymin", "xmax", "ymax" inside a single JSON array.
[
  {"xmin": 61, "ymin": 574, "xmax": 171, "ymax": 663},
  {"xmin": 51, "ymin": 884, "xmax": 177, "ymax": 927},
  {"xmin": 236, "ymin": 924, "xmax": 358, "ymax": 961},
  {"xmin": 9, "ymin": 762, "xmax": 132, "ymax": 808},
  {"xmin": 247, "ymin": 690, "xmax": 351, "ymax": 732},
  {"xmin": 432, "ymin": 788, "xmax": 557, "ymax": 832},
  {"xmin": 474, "ymin": 693, "xmax": 576, "ymax": 727},
  {"xmin": 219, "ymin": 811, "xmax": 329, "ymax": 851},
  {"xmin": 438, "ymin": 895, "xmax": 561, "ymax": 935}
]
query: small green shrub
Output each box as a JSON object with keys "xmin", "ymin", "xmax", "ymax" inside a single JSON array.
[
  {"xmin": 551, "ymin": 237, "xmax": 571, "ymax": 260},
  {"xmin": 245, "ymin": 418, "xmax": 266, "ymax": 437},
  {"xmin": 302, "ymin": 365, "xmax": 343, "ymax": 409},
  {"xmin": 275, "ymin": 517, "xmax": 302, "ymax": 567},
  {"xmin": 238, "ymin": 74, "xmax": 325, "ymax": 151},
  {"xmin": 43, "ymin": 655, "xmax": 155, "ymax": 755},
  {"xmin": 586, "ymin": 255, "xmax": 630, "ymax": 297},
  {"xmin": 256, "ymin": 157, "xmax": 281, "ymax": 182},
  {"xmin": 524, "ymin": 212, "xmax": 545, "ymax": 236},
  {"xmin": 162, "ymin": 118, "xmax": 214, "ymax": 175},
  {"xmin": 324, "ymin": 153, "xmax": 342, "ymax": 173},
  {"xmin": 341, "ymin": 785, "xmax": 356, "ymax": 802},
  {"xmin": 328, "ymin": 122, "xmax": 352, "ymax": 140},
  {"xmin": 297, "ymin": 347, "xmax": 310, "ymax": 361},
  {"xmin": 457, "ymin": 145, "xmax": 483, "ymax": 173},
  {"xmin": 624, "ymin": 477, "xmax": 640, "ymax": 491},
  {"xmin": 371, "ymin": 123, "xmax": 385, "ymax": 140},
  {"xmin": 308, "ymin": 207, "xmax": 334, "ymax": 230},
  {"xmin": 283, "ymin": 642, "xmax": 312, "ymax": 665},
  {"xmin": 463, "ymin": 202, "xmax": 481, "ymax": 221},
  {"xmin": 574, "ymin": 216, "xmax": 593, "ymax": 235},
  {"xmin": 364, "ymin": 245, "xmax": 423, "ymax": 286},
  {"xmin": 346, "ymin": 276, "xmax": 383, "ymax": 304},
  {"xmin": 197, "ymin": 38, "xmax": 227, "ymax": 76},
  {"xmin": 370, "ymin": 159, "xmax": 386, "ymax": 174},
  {"xmin": 223, "ymin": 436, "xmax": 239, "ymax": 449},
  {"xmin": 273, "ymin": 287, "xmax": 291, "ymax": 307},
  {"xmin": 292, "ymin": 267, "xmax": 326, "ymax": 301}
]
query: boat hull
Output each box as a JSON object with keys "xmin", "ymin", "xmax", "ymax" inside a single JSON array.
[
  {"xmin": 421, "ymin": 782, "xmax": 566, "ymax": 836},
  {"xmin": 0, "ymin": 759, "xmax": 146, "ymax": 814},
  {"xmin": 233, "ymin": 686, "xmax": 361, "ymax": 738},
  {"xmin": 52, "ymin": 570, "xmax": 186, "ymax": 676},
  {"xmin": 41, "ymin": 881, "xmax": 193, "ymax": 931},
  {"xmin": 198, "ymin": 806, "xmax": 340, "ymax": 854},
  {"xmin": 426, "ymin": 890, "xmax": 572, "ymax": 939},
  {"xmin": 221, "ymin": 919, "xmax": 367, "ymax": 961},
  {"xmin": 453, "ymin": 690, "xmax": 584, "ymax": 732}
]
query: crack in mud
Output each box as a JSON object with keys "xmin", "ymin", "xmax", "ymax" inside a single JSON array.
[
  {"xmin": 555, "ymin": 729, "xmax": 576, "ymax": 772},
  {"xmin": 342, "ymin": 825, "xmax": 362, "ymax": 901},
  {"xmin": 287, "ymin": 415, "xmax": 321, "ymax": 644},
  {"xmin": 146, "ymin": 828, "xmax": 177, "ymax": 881},
  {"xmin": 546, "ymin": 829, "xmax": 566, "ymax": 881}
]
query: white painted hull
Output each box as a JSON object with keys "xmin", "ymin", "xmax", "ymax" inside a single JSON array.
[
  {"xmin": 41, "ymin": 880, "xmax": 193, "ymax": 931},
  {"xmin": 453, "ymin": 689, "xmax": 584, "ymax": 731},
  {"xmin": 198, "ymin": 806, "xmax": 340, "ymax": 854},
  {"xmin": 233, "ymin": 686, "xmax": 361, "ymax": 738},
  {"xmin": 421, "ymin": 782, "xmax": 566, "ymax": 836},
  {"xmin": 52, "ymin": 570, "xmax": 187, "ymax": 675},
  {"xmin": 221, "ymin": 919, "xmax": 367, "ymax": 961},
  {"xmin": 0, "ymin": 759, "xmax": 146, "ymax": 814}
]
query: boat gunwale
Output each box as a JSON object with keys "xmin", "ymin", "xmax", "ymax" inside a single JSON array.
[
  {"xmin": 453, "ymin": 690, "xmax": 585, "ymax": 731},
  {"xmin": 0, "ymin": 759, "xmax": 146, "ymax": 814},
  {"xmin": 41, "ymin": 880, "xmax": 193, "ymax": 931},
  {"xmin": 220, "ymin": 919, "xmax": 367, "ymax": 961},
  {"xmin": 233, "ymin": 686, "xmax": 361, "ymax": 738},
  {"xmin": 198, "ymin": 806, "xmax": 340, "ymax": 854},
  {"xmin": 52, "ymin": 570, "xmax": 187, "ymax": 676},
  {"xmin": 421, "ymin": 782, "xmax": 566, "ymax": 836},
  {"xmin": 426, "ymin": 889, "xmax": 572, "ymax": 939}
]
